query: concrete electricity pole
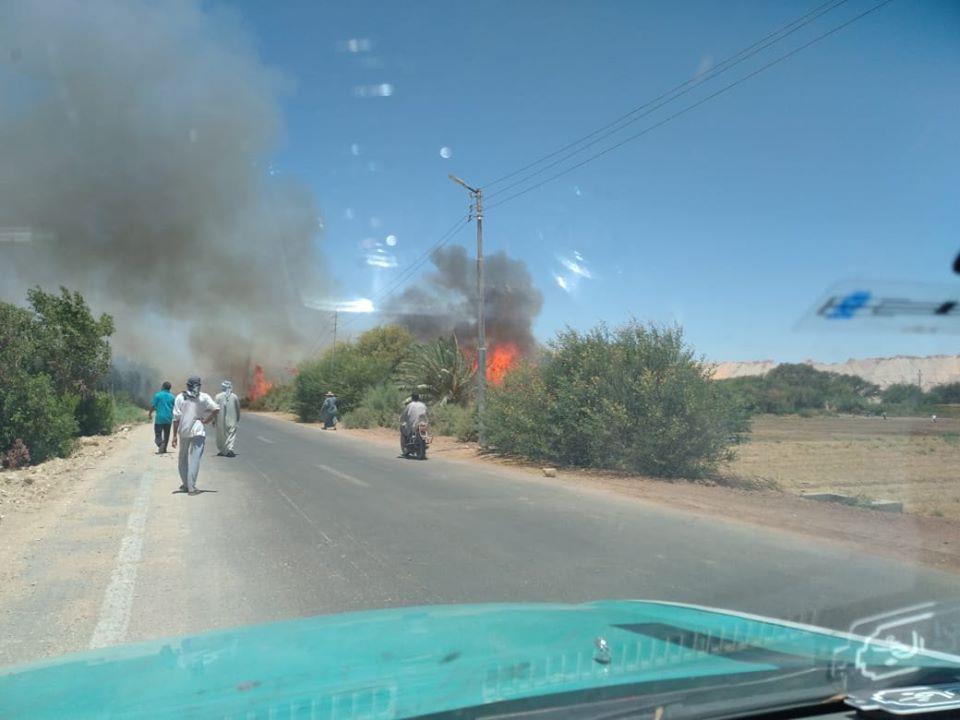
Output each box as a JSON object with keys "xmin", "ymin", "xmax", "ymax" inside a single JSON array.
[
  {"xmin": 449, "ymin": 174, "xmax": 486, "ymax": 445},
  {"xmin": 332, "ymin": 310, "xmax": 338, "ymax": 358}
]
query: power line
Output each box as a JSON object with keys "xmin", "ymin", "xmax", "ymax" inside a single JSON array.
[
  {"xmin": 486, "ymin": 0, "xmax": 895, "ymax": 212},
  {"xmin": 334, "ymin": 215, "xmax": 470, "ymax": 334},
  {"xmin": 481, "ymin": 0, "xmax": 850, "ymax": 192}
]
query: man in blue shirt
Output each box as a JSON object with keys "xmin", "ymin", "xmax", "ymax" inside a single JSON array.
[{"xmin": 149, "ymin": 381, "xmax": 176, "ymax": 454}]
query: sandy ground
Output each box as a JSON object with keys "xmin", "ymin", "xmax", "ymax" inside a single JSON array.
[
  {"xmin": 0, "ymin": 425, "xmax": 149, "ymax": 663},
  {"xmin": 729, "ymin": 415, "xmax": 960, "ymax": 519},
  {"xmin": 0, "ymin": 426, "xmax": 139, "ymax": 523},
  {"xmin": 254, "ymin": 412, "xmax": 960, "ymax": 574}
]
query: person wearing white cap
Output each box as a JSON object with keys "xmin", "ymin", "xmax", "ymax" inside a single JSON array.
[
  {"xmin": 171, "ymin": 376, "xmax": 219, "ymax": 495},
  {"xmin": 215, "ymin": 379, "xmax": 241, "ymax": 457}
]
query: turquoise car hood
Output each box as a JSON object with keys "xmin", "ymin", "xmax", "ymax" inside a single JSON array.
[{"xmin": 2, "ymin": 600, "xmax": 959, "ymax": 719}]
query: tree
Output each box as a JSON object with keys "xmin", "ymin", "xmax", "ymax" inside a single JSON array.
[
  {"xmin": 395, "ymin": 335, "xmax": 475, "ymax": 405},
  {"xmin": 881, "ymin": 383, "xmax": 927, "ymax": 407},
  {"xmin": 717, "ymin": 364, "xmax": 879, "ymax": 415},
  {"xmin": 0, "ymin": 288, "xmax": 116, "ymax": 461},
  {"xmin": 293, "ymin": 326, "xmax": 413, "ymax": 421},
  {"xmin": 0, "ymin": 303, "xmax": 38, "ymax": 387},
  {"xmin": 929, "ymin": 382, "xmax": 960, "ymax": 405},
  {"xmin": 353, "ymin": 325, "xmax": 414, "ymax": 370},
  {"xmin": 26, "ymin": 287, "xmax": 114, "ymax": 397}
]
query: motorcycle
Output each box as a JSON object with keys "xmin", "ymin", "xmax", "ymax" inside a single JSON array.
[{"xmin": 401, "ymin": 419, "xmax": 431, "ymax": 460}]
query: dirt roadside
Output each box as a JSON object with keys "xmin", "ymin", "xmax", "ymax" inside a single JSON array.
[
  {"xmin": 0, "ymin": 426, "xmax": 141, "ymax": 523},
  {"xmin": 254, "ymin": 412, "xmax": 960, "ymax": 574}
]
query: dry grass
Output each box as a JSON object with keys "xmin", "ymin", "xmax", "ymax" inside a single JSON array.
[{"xmin": 726, "ymin": 415, "xmax": 960, "ymax": 518}]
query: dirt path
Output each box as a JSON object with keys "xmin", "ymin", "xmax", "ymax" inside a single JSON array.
[
  {"xmin": 0, "ymin": 425, "xmax": 152, "ymax": 665},
  {"xmin": 254, "ymin": 412, "xmax": 960, "ymax": 574}
]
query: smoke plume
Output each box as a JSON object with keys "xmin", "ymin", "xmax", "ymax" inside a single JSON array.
[
  {"xmin": 0, "ymin": 0, "xmax": 327, "ymax": 390},
  {"xmin": 392, "ymin": 244, "xmax": 543, "ymax": 354}
]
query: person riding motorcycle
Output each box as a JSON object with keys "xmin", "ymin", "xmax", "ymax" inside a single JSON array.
[{"xmin": 400, "ymin": 392, "xmax": 428, "ymax": 456}]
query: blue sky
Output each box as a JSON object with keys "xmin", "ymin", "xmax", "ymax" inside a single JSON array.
[{"xmin": 230, "ymin": 0, "xmax": 959, "ymax": 362}]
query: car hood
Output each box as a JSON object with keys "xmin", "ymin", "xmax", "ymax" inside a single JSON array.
[{"xmin": 2, "ymin": 599, "xmax": 959, "ymax": 719}]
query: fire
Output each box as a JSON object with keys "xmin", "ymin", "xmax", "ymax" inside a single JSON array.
[
  {"xmin": 248, "ymin": 364, "xmax": 273, "ymax": 402},
  {"xmin": 486, "ymin": 343, "xmax": 520, "ymax": 385}
]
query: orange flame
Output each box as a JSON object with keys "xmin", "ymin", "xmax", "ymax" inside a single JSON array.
[
  {"xmin": 248, "ymin": 364, "xmax": 273, "ymax": 402},
  {"xmin": 486, "ymin": 343, "xmax": 520, "ymax": 385}
]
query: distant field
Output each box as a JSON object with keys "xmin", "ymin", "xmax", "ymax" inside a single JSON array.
[{"xmin": 727, "ymin": 415, "xmax": 960, "ymax": 519}]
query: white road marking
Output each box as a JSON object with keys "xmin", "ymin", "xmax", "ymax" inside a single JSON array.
[
  {"xmin": 88, "ymin": 470, "xmax": 154, "ymax": 649},
  {"xmin": 316, "ymin": 464, "xmax": 369, "ymax": 488},
  {"xmin": 256, "ymin": 435, "xmax": 275, "ymax": 444}
]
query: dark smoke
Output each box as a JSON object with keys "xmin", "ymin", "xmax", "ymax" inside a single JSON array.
[
  {"xmin": 392, "ymin": 245, "xmax": 543, "ymax": 353},
  {"xmin": 0, "ymin": 0, "xmax": 328, "ymax": 388}
]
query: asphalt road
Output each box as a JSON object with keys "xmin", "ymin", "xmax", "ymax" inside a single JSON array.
[{"xmin": 3, "ymin": 413, "xmax": 960, "ymax": 667}]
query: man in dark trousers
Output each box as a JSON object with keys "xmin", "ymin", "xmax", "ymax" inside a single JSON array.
[{"xmin": 149, "ymin": 381, "xmax": 175, "ymax": 454}]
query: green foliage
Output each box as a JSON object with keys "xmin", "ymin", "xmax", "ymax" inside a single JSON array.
[
  {"xmin": 929, "ymin": 382, "xmax": 960, "ymax": 405},
  {"xmin": 0, "ymin": 303, "xmax": 38, "ymax": 388},
  {"xmin": 0, "ymin": 373, "xmax": 78, "ymax": 463},
  {"xmin": 353, "ymin": 325, "xmax": 414, "ymax": 367},
  {"xmin": 76, "ymin": 391, "xmax": 115, "ymax": 436},
  {"xmin": 294, "ymin": 325, "xmax": 413, "ymax": 421},
  {"xmin": 880, "ymin": 382, "xmax": 925, "ymax": 406},
  {"xmin": 113, "ymin": 397, "xmax": 149, "ymax": 426},
  {"xmin": 26, "ymin": 287, "xmax": 114, "ymax": 397},
  {"xmin": 0, "ymin": 288, "xmax": 116, "ymax": 464},
  {"xmin": 395, "ymin": 335, "xmax": 475, "ymax": 405},
  {"xmin": 341, "ymin": 406, "xmax": 378, "ymax": 429},
  {"xmin": 716, "ymin": 364, "xmax": 880, "ymax": 415},
  {"xmin": 430, "ymin": 402, "xmax": 479, "ymax": 442},
  {"xmin": 356, "ymin": 383, "xmax": 406, "ymax": 428},
  {"xmin": 485, "ymin": 322, "xmax": 748, "ymax": 478}
]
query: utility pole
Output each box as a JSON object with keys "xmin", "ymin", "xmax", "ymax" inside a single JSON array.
[
  {"xmin": 332, "ymin": 310, "xmax": 338, "ymax": 358},
  {"xmin": 449, "ymin": 174, "xmax": 486, "ymax": 445}
]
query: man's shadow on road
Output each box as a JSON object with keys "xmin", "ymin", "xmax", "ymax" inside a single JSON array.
[{"xmin": 170, "ymin": 489, "xmax": 219, "ymax": 495}]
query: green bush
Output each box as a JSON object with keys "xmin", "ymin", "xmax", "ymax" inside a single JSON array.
[
  {"xmin": 430, "ymin": 402, "xmax": 478, "ymax": 442},
  {"xmin": 0, "ymin": 287, "xmax": 116, "ymax": 465},
  {"xmin": 395, "ymin": 336, "xmax": 475, "ymax": 404},
  {"xmin": 930, "ymin": 382, "xmax": 960, "ymax": 404},
  {"xmin": 113, "ymin": 397, "xmax": 148, "ymax": 426},
  {"xmin": 355, "ymin": 383, "xmax": 405, "ymax": 428},
  {"xmin": 76, "ymin": 391, "xmax": 115, "ymax": 435},
  {"xmin": 294, "ymin": 325, "xmax": 414, "ymax": 422},
  {"xmin": 0, "ymin": 373, "xmax": 79, "ymax": 463},
  {"xmin": 716, "ymin": 364, "xmax": 880, "ymax": 415},
  {"xmin": 341, "ymin": 406, "xmax": 378, "ymax": 429},
  {"xmin": 485, "ymin": 322, "xmax": 749, "ymax": 478}
]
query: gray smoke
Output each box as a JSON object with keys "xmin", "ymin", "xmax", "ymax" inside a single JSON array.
[
  {"xmin": 0, "ymin": 0, "xmax": 327, "ymax": 390},
  {"xmin": 392, "ymin": 244, "xmax": 543, "ymax": 354}
]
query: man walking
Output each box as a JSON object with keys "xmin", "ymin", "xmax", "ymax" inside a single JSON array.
[
  {"xmin": 321, "ymin": 391, "xmax": 339, "ymax": 429},
  {"xmin": 171, "ymin": 376, "xmax": 219, "ymax": 495},
  {"xmin": 215, "ymin": 379, "xmax": 241, "ymax": 457},
  {"xmin": 149, "ymin": 381, "xmax": 175, "ymax": 454}
]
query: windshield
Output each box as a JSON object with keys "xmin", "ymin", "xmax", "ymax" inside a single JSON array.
[{"xmin": 1, "ymin": 0, "xmax": 959, "ymax": 717}]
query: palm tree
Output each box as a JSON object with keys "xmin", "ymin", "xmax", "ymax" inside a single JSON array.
[{"xmin": 395, "ymin": 335, "xmax": 475, "ymax": 405}]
